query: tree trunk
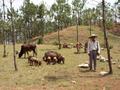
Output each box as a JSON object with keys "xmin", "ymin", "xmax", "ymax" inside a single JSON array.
[
  {"xmin": 10, "ymin": 0, "xmax": 18, "ymax": 71},
  {"xmin": 76, "ymin": 11, "xmax": 79, "ymax": 53},
  {"xmin": 2, "ymin": 0, "xmax": 7, "ymax": 57},
  {"xmin": 102, "ymin": 0, "xmax": 112, "ymax": 74}
]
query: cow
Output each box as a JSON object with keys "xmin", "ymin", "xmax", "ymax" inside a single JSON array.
[
  {"xmin": 43, "ymin": 51, "xmax": 58, "ymax": 65},
  {"xmin": 63, "ymin": 43, "xmax": 69, "ymax": 48},
  {"xmin": 43, "ymin": 51, "xmax": 65, "ymax": 65},
  {"xmin": 19, "ymin": 44, "xmax": 37, "ymax": 58},
  {"xmin": 63, "ymin": 43, "xmax": 73, "ymax": 49},
  {"xmin": 57, "ymin": 55, "xmax": 65, "ymax": 64},
  {"xmin": 28, "ymin": 56, "xmax": 41, "ymax": 66}
]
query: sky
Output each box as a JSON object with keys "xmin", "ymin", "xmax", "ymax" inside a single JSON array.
[{"xmin": 0, "ymin": 0, "xmax": 117, "ymax": 10}]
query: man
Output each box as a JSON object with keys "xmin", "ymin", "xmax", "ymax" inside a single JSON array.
[{"xmin": 87, "ymin": 34, "xmax": 100, "ymax": 71}]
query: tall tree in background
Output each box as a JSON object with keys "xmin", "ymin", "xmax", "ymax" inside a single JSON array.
[
  {"xmin": 50, "ymin": 0, "xmax": 68, "ymax": 49},
  {"xmin": 114, "ymin": 0, "xmax": 120, "ymax": 24},
  {"xmin": 72, "ymin": 0, "xmax": 86, "ymax": 53},
  {"xmin": 96, "ymin": 2, "xmax": 114, "ymax": 29},
  {"xmin": 21, "ymin": 0, "xmax": 37, "ymax": 43},
  {"xmin": 10, "ymin": 0, "xmax": 18, "ymax": 71},
  {"xmin": 37, "ymin": 3, "xmax": 47, "ymax": 42},
  {"xmin": 2, "ymin": 0, "xmax": 7, "ymax": 57}
]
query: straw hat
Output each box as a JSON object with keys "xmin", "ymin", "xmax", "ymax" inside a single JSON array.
[{"xmin": 89, "ymin": 34, "xmax": 97, "ymax": 38}]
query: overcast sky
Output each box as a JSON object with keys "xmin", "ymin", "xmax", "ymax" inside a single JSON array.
[{"xmin": 0, "ymin": 0, "xmax": 117, "ymax": 10}]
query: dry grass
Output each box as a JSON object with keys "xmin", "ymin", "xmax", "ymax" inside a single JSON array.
[{"xmin": 0, "ymin": 26, "xmax": 119, "ymax": 90}]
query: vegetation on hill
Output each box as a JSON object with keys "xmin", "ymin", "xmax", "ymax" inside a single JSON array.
[{"xmin": 108, "ymin": 24, "xmax": 120, "ymax": 36}]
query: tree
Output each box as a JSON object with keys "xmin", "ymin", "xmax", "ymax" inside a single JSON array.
[
  {"xmin": 102, "ymin": 0, "xmax": 112, "ymax": 74},
  {"xmin": 10, "ymin": 0, "xmax": 18, "ymax": 71},
  {"xmin": 72, "ymin": 0, "xmax": 87, "ymax": 53},
  {"xmin": 37, "ymin": 3, "xmax": 47, "ymax": 41},
  {"xmin": 50, "ymin": 0, "xmax": 68, "ymax": 49},
  {"xmin": 114, "ymin": 0, "xmax": 120, "ymax": 24},
  {"xmin": 2, "ymin": 0, "xmax": 7, "ymax": 57},
  {"xmin": 82, "ymin": 8, "xmax": 93, "ymax": 35},
  {"xmin": 96, "ymin": 2, "xmax": 114, "ymax": 29},
  {"xmin": 21, "ymin": 0, "xmax": 37, "ymax": 42}
]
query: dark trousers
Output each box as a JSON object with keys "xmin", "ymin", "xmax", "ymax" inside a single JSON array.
[{"xmin": 89, "ymin": 50, "xmax": 97, "ymax": 70}]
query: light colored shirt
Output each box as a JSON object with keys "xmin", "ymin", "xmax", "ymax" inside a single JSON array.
[{"xmin": 87, "ymin": 40, "xmax": 100, "ymax": 54}]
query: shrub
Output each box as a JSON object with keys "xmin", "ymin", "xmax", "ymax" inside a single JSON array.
[
  {"xmin": 37, "ymin": 38, "xmax": 43, "ymax": 44},
  {"xmin": 53, "ymin": 41, "xmax": 59, "ymax": 45},
  {"xmin": 100, "ymin": 43, "xmax": 113, "ymax": 49}
]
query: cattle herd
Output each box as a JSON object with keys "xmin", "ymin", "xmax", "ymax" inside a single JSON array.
[
  {"xmin": 18, "ymin": 42, "xmax": 88, "ymax": 66},
  {"xmin": 18, "ymin": 44, "xmax": 65, "ymax": 66}
]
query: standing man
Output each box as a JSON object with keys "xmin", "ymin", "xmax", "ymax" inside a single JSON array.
[{"xmin": 87, "ymin": 34, "xmax": 100, "ymax": 71}]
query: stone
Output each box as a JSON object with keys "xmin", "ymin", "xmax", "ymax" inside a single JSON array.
[
  {"xmin": 118, "ymin": 65, "xmax": 120, "ymax": 69},
  {"xmin": 112, "ymin": 61, "xmax": 116, "ymax": 65},
  {"xmin": 101, "ymin": 48, "xmax": 104, "ymax": 50},
  {"xmin": 99, "ymin": 71, "xmax": 109, "ymax": 76},
  {"xmin": 71, "ymin": 81, "xmax": 76, "ymax": 84},
  {"xmin": 78, "ymin": 64, "xmax": 89, "ymax": 68}
]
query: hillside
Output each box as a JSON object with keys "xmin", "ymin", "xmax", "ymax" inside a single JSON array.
[
  {"xmin": 43, "ymin": 25, "xmax": 120, "ymax": 45},
  {"xmin": 108, "ymin": 24, "xmax": 120, "ymax": 36},
  {"xmin": 0, "ymin": 26, "xmax": 120, "ymax": 90}
]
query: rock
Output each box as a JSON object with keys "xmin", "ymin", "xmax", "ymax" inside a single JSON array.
[
  {"xmin": 71, "ymin": 81, "xmax": 76, "ymax": 84},
  {"xmin": 97, "ymin": 55, "xmax": 106, "ymax": 62},
  {"xmin": 105, "ymin": 59, "xmax": 108, "ymax": 61},
  {"xmin": 85, "ymin": 61, "xmax": 89, "ymax": 64},
  {"xmin": 112, "ymin": 61, "xmax": 116, "ymax": 65},
  {"xmin": 99, "ymin": 71, "xmax": 109, "ymax": 76},
  {"xmin": 118, "ymin": 59, "xmax": 120, "ymax": 62},
  {"xmin": 96, "ymin": 56, "xmax": 100, "ymax": 60},
  {"xmin": 78, "ymin": 64, "xmax": 89, "ymax": 68},
  {"xmin": 118, "ymin": 65, "xmax": 120, "ymax": 69},
  {"xmin": 101, "ymin": 48, "xmax": 104, "ymax": 50}
]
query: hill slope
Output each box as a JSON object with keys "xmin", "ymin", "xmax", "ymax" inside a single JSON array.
[{"xmin": 43, "ymin": 25, "xmax": 120, "ymax": 45}]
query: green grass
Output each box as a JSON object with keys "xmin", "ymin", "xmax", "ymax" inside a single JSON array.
[
  {"xmin": 0, "ymin": 26, "xmax": 120, "ymax": 89},
  {"xmin": 0, "ymin": 44, "xmax": 120, "ymax": 90}
]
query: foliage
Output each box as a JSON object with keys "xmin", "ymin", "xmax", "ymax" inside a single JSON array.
[
  {"xmin": 0, "ymin": 0, "xmax": 119, "ymax": 44},
  {"xmin": 37, "ymin": 37, "xmax": 43, "ymax": 44}
]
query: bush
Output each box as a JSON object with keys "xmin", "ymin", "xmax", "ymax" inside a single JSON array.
[
  {"xmin": 37, "ymin": 38, "xmax": 43, "ymax": 44},
  {"xmin": 100, "ymin": 43, "xmax": 113, "ymax": 49},
  {"xmin": 53, "ymin": 41, "xmax": 59, "ymax": 45},
  {"xmin": 109, "ymin": 45, "xmax": 113, "ymax": 49}
]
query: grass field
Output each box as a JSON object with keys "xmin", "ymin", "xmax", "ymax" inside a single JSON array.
[{"xmin": 0, "ymin": 26, "xmax": 120, "ymax": 90}]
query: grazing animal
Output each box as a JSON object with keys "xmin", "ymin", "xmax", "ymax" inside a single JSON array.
[
  {"xmin": 57, "ymin": 55, "xmax": 65, "ymax": 64},
  {"xmin": 43, "ymin": 51, "xmax": 58, "ymax": 65},
  {"xmin": 19, "ymin": 44, "xmax": 37, "ymax": 58},
  {"xmin": 63, "ymin": 43, "xmax": 69, "ymax": 48},
  {"xmin": 43, "ymin": 51, "xmax": 65, "ymax": 65},
  {"xmin": 28, "ymin": 56, "xmax": 41, "ymax": 66},
  {"xmin": 63, "ymin": 43, "xmax": 73, "ymax": 48}
]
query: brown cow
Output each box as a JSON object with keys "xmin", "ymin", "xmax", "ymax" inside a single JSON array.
[
  {"xmin": 63, "ymin": 43, "xmax": 72, "ymax": 48},
  {"xmin": 57, "ymin": 55, "xmax": 65, "ymax": 64},
  {"xmin": 19, "ymin": 44, "xmax": 37, "ymax": 58},
  {"xmin": 63, "ymin": 43, "xmax": 69, "ymax": 48},
  {"xmin": 43, "ymin": 51, "xmax": 65, "ymax": 65},
  {"xmin": 28, "ymin": 56, "xmax": 41, "ymax": 66},
  {"xmin": 43, "ymin": 51, "xmax": 58, "ymax": 65}
]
